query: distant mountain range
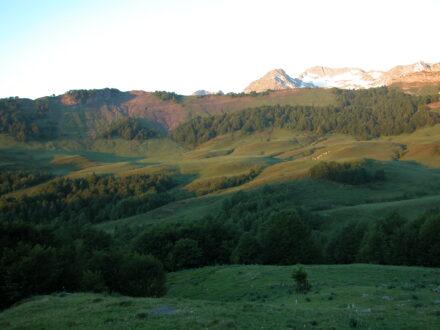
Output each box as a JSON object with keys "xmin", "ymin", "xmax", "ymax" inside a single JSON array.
[{"xmin": 244, "ymin": 61, "xmax": 440, "ymax": 93}]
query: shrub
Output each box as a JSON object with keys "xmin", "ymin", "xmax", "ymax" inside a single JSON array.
[{"xmin": 292, "ymin": 266, "xmax": 311, "ymax": 293}]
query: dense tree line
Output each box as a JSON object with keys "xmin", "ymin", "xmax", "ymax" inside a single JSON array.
[
  {"xmin": 0, "ymin": 98, "xmax": 54, "ymax": 142},
  {"xmin": 326, "ymin": 211, "xmax": 440, "ymax": 266},
  {"xmin": 0, "ymin": 170, "xmax": 53, "ymax": 196},
  {"xmin": 132, "ymin": 187, "xmax": 440, "ymax": 270},
  {"xmin": 100, "ymin": 118, "xmax": 159, "ymax": 140},
  {"xmin": 65, "ymin": 88, "xmax": 124, "ymax": 105},
  {"xmin": 0, "ymin": 173, "xmax": 177, "ymax": 224},
  {"xmin": 225, "ymin": 90, "xmax": 272, "ymax": 97},
  {"xmin": 186, "ymin": 167, "xmax": 262, "ymax": 195},
  {"xmin": 310, "ymin": 161, "xmax": 385, "ymax": 185},
  {"xmin": 153, "ymin": 91, "xmax": 183, "ymax": 103},
  {"xmin": 172, "ymin": 87, "xmax": 440, "ymax": 145},
  {"xmin": 131, "ymin": 188, "xmax": 322, "ymax": 271},
  {"xmin": 0, "ymin": 222, "xmax": 166, "ymax": 309}
]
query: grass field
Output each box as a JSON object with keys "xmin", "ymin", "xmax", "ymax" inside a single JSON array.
[{"xmin": 1, "ymin": 264, "xmax": 439, "ymax": 329}]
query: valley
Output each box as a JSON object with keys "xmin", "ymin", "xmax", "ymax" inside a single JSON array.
[{"xmin": 1, "ymin": 85, "xmax": 440, "ymax": 329}]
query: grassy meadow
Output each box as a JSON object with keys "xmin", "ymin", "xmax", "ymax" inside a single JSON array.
[{"xmin": 1, "ymin": 264, "xmax": 439, "ymax": 329}]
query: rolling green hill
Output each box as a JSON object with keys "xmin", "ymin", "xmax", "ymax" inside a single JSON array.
[
  {"xmin": 1, "ymin": 264, "xmax": 439, "ymax": 329},
  {"xmin": 2, "ymin": 86, "xmax": 440, "ymax": 328}
]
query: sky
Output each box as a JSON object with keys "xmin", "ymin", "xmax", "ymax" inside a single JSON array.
[{"xmin": 0, "ymin": 0, "xmax": 439, "ymax": 99}]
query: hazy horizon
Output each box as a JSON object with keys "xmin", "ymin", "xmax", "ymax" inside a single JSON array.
[{"xmin": 1, "ymin": 0, "xmax": 439, "ymax": 99}]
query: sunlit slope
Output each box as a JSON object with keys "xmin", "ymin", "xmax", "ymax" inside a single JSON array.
[{"xmin": 3, "ymin": 124, "xmax": 440, "ymax": 230}]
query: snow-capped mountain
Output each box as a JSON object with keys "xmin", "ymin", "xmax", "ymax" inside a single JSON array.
[
  {"xmin": 244, "ymin": 61, "xmax": 440, "ymax": 93},
  {"xmin": 244, "ymin": 69, "xmax": 313, "ymax": 93},
  {"xmin": 298, "ymin": 66, "xmax": 382, "ymax": 89}
]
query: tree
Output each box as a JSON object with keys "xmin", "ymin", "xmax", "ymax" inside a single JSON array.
[
  {"xmin": 118, "ymin": 253, "xmax": 166, "ymax": 297},
  {"xmin": 169, "ymin": 239, "xmax": 203, "ymax": 270},
  {"xmin": 326, "ymin": 221, "xmax": 367, "ymax": 263},
  {"xmin": 358, "ymin": 213, "xmax": 406, "ymax": 264},
  {"xmin": 0, "ymin": 244, "xmax": 60, "ymax": 308},
  {"xmin": 417, "ymin": 213, "xmax": 440, "ymax": 266},
  {"xmin": 231, "ymin": 232, "xmax": 262, "ymax": 264},
  {"xmin": 259, "ymin": 210, "xmax": 319, "ymax": 265}
]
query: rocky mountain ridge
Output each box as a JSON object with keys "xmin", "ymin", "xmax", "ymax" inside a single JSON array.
[{"xmin": 245, "ymin": 61, "xmax": 440, "ymax": 92}]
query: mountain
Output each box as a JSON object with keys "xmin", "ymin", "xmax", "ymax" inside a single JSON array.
[
  {"xmin": 244, "ymin": 69, "xmax": 313, "ymax": 93},
  {"xmin": 298, "ymin": 66, "xmax": 383, "ymax": 89},
  {"xmin": 245, "ymin": 61, "xmax": 440, "ymax": 92}
]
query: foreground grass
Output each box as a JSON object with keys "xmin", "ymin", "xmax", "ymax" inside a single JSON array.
[{"xmin": 1, "ymin": 264, "xmax": 440, "ymax": 329}]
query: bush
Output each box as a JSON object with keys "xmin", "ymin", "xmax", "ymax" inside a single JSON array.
[{"xmin": 292, "ymin": 266, "xmax": 311, "ymax": 293}]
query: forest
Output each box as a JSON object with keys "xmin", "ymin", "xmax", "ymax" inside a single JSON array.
[
  {"xmin": 0, "ymin": 171, "xmax": 53, "ymax": 196},
  {"xmin": 0, "ymin": 98, "xmax": 54, "ymax": 142},
  {"xmin": 1, "ymin": 184, "xmax": 439, "ymax": 309},
  {"xmin": 99, "ymin": 118, "xmax": 159, "ymax": 140},
  {"xmin": 172, "ymin": 87, "xmax": 440, "ymax": 145},
  {"xmin": 0, "ymin": 173, "xmax": 176, "ymax": 224},
  {"xmin": 65, "ymin": 88, "xmax": 125, "ymax": 105}
]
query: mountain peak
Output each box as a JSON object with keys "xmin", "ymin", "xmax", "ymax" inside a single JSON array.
[{"xmin": 244, "ymin": 68, "xmax": 311, "ymax": 93}]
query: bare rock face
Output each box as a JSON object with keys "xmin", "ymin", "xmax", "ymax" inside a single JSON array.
[
  {"xmin": 381, "ymin": 61, "xmax": 440, "ymax": 85},
  {"xmin": 244, "ymin": 69, "xmax": 312, "ymax": 93}
]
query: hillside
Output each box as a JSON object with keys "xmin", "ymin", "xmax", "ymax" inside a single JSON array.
[
  {"xmin": 1, "ymin": 264, "xmax": 439, "ymax": 329},
  {"xmin": 2, "ymin": 84, "xmax": 440, "ymax": 326}
]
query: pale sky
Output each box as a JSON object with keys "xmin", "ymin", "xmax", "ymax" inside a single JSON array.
[{"xmin": 0, "ymin": 0, "xmax": 439, "ymax": 99}]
